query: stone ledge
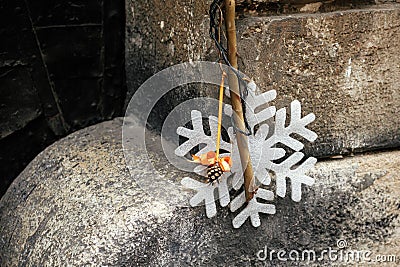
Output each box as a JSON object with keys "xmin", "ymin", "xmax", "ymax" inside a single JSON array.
[
  {"xmin": 0, "ymin": 119, "xmax": 398, "ymax": 266},
  {"xmin": 237, "ymin": 6, "xmax": 400, "ymax": 157}
]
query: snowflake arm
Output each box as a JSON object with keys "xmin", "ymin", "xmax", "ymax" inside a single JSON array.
[
  {"xmin": 175, "ymin": 110, "xmax": 209, "ymax": 157},
  {"xmin": 175, "ymin": 110, "xmax": 231, "ymax": 157},
  {"xmin": 268, "ymin": 100, "xmax": 317, "ymax": 151},
  {"xmin": 230, "ymin": 124, "xmax": 286, "ymax": 190},
  {"xmin": 193, "ymin": 165, "xmax": 231, "ymax": 207},
  {"xmin": 271, "ymin": 152, "xmax": 317, "ymax": 202},
  {"xmin": 207, "ymin": 115, "xmax": 232, "ymax": 154},
  {"xmin": 225, "ymin": 83, "xmax": 277, "ymax": 132},
  {"xmin": 181, "ymin": 173, "xmax": 230, "ymax": 218},
  {"xmin": 230, "ymin": 188, "xmax": 276, "ymax": 228},
  {"xmin": 245, "ymin": 89, "xmax": 277, "ymax": 132}
]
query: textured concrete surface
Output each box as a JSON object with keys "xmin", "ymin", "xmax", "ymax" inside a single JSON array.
[
  {"xmin": 237, "ymin": 5, "xmax": 400, "ymax": 158},
  {"xmin": 126, "ymin": 3, "xmax": 400, "ymax": 158},
  {"xmin": 0, "ymin": 118, "xmax": 398, "ymax": 266}
]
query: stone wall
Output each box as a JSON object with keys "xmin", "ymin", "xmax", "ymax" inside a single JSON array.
[
  {"xmin": 126, "ymin": 1, "xmax": 400, "ymax": 158},
  {"xmin": 237, "ymin": 7, "xmax": 400, "ymax": 157}
]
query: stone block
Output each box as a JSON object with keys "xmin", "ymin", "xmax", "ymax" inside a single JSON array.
[{"xmin": 0, "ymin": 119, "xmax": 398, "ymax": 265}]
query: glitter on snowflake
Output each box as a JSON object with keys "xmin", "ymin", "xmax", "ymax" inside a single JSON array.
[
  {"xmin": 175, "ymin": 81, "xmax": 318, "ymax": 228},
  {"xmin": 175, "ymin": 110, "xmax": 231, "ymax": 157},
  {"xmin": 181, "ymin": 172, "xmax": 230, "ymax": 218},
  {"xmin": 271, "ymin": 152, "xmax": 317, "ymax": 202},
  {"xmin": 230, "ymin": 188, "xmax": 276, "ymax": 228}
]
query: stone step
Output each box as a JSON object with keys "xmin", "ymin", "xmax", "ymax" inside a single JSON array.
[
  {"xmin": 126, "ymin": 2, "xmax": 400, "ymax": 158},
  {"xmin": 237, "ymin": 5, "xmax": 400, "ymax": 157},
  {"xmin": 0, "ymin": 119, "xmax": 398, "ymax": 265}
]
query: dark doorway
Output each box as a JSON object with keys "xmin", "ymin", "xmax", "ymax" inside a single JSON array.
[{"xmin": 0, "ymin": 0, "xmax": 126, "ymax": 196}]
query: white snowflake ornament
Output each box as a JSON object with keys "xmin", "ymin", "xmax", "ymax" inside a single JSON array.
[{"xmin": 175, "ymin": 81, "xmax": 318, "ymax": 228}]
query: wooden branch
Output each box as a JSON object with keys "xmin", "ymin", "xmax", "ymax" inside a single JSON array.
[{"xmin": 224, "ymin": 0, "xmax": 256, "ymax": 202}]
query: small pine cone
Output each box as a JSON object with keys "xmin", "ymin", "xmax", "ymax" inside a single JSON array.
[{"xmin": 207, "ymin": 163, "xmax": 223, "ymax": 183}]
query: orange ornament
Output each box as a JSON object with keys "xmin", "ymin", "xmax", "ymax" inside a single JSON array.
[{"xmin": 191, "ymin": 152, "xmax": 232, "ymax": 183}]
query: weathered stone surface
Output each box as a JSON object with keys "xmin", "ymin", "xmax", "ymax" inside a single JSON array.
[
  {"xmin": 237, "ymin": 5, "xmax": 400, "ymax": 157},
  {"xmin": 126, "ymin": 3, "xmax": 400, "ymax": 158},
  {"xmin": 0, "ymin": 118, "xmax": 398, "ymax": 266},
  {"xmin": 125, "ymin": 0, "xmax": 210, "ymax": 99}
]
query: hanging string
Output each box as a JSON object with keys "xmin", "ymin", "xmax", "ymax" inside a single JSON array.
[
  {"xmin": 216, "ymin": 66, "xmax": 227, "ymax": 159},
  {"xmin": 209, "ymin": 0, "xmax": 252, "ymax": 136}
]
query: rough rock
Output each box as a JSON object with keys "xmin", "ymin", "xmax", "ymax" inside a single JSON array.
[
  {"xmin": 126, "ymin": 2, "xmax": 400, "ymax": 158},
  {"xmin": 237, "ymin": 5, "xmax": 400, "ymax": 157},
  {"xmin": 0, "ymin": 118, "xmax": 399, "ymax": 266}
]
